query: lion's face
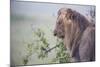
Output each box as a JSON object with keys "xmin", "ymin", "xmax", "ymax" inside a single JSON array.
[
  {"xmin": 54, "ymin": 8, "xmax": 72, "ymax": 38},
  {"xmin": 54, "ymin": 16, "xmax": 65, "ymax": 38}
]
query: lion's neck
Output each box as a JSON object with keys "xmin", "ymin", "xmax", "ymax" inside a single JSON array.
[{"xmin": 64, "ymin": 22, "xmax": 83, "ymax": 51}]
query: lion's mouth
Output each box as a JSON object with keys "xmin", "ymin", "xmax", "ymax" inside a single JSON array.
[
  {"xmin": 54, "ymin": 33, "xmax": 64, "ymax": 39},
  {"xmin": 54, "ymin": 31, "xmax": 65, "ymax": 39},
  {"xmin": 58, "ymin": 35, "xmax": 65, "ymax": 39}
]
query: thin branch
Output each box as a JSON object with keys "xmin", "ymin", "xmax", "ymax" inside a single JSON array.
[{"xmin": 41, "ymin": 44, "xmax": 59, "ymax": 53}]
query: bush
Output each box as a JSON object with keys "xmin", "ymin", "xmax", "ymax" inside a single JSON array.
[{"xmin": 22, "ymin": 28, "xmax": 70, "ymax": 65}]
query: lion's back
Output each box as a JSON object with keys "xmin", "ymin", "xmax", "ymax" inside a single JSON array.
[{"xmin": 79, "ymin": 25, "xmax": 95, "ymax": 61}]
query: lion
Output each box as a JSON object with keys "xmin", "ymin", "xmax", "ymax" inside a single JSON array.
[{"xmin": 54, "ymin": 8, "xmax": 95, "ymax": 62}]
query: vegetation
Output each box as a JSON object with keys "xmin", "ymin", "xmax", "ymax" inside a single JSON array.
[{"xmin": 22, "ymin": 28, "xmax": 70, "ymax": 65}]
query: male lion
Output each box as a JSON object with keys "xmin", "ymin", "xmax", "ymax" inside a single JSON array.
[{"xmin": 54, "ymin": 8, "xmax": 95, "ymax": 62}]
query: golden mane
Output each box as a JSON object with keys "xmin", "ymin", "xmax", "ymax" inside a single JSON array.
[{"xmin": 63, "ymin": 8, "xmax": 90, "ymax": 54}]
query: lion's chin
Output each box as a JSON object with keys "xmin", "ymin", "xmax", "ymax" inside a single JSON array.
[{"xmin": 57, "ymin": 35, "xmax": 65, "ymax": 39}]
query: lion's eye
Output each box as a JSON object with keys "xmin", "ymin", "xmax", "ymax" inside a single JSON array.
[{"xmin": 58, "ymin": 11, "xmax": 61, "ymax": 15}]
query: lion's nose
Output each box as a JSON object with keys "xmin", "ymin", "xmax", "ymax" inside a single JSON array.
[
  {"xmin": 54, "ymin": 33, "xmax": 57, "ymax": 36},
  {"xmin": 54, "ymin": 30, "xmax": 57, "ymax": 36}
]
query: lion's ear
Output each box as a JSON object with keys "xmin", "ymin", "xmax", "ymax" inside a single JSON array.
[{"xmin": 66, "ymin": 9, "xmax": 75, "ymax": 20}]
